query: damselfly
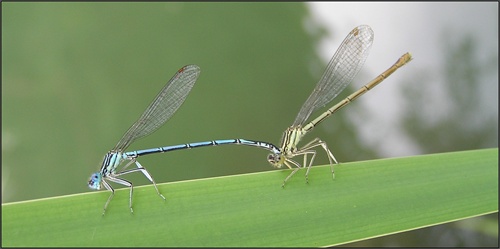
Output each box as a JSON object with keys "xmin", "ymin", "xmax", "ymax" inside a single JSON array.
[
  {"xmin": 88, "ymin": 65, "xmax": 281, "ymax": 214},
  {"xmin": 265, "ymin": 25, "xmax": 412, "ymax": 187}
]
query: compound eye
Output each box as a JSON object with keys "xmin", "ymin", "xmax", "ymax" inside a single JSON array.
[
  {"xmin": 268, "ymin": 153, "xmax": 283, "ymax": 166},
  {"xmin": 88, "ymin": 173, "xmax": 102, "ymax": 190},
  {"xmin": 267, "ymin": 154, "xmax": 277, "ymax": 163}
]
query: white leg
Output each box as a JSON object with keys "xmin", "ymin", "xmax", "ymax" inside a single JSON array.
[
  {"xmin": 296, "ymin": 138, "xmax": 339, "ymax": 180},
  {"xmin": 116, "ymin": 165, "xmax": 166, "ymax": 201},
  {"xmin": 281, "ymin": 158, "xmax": 305, "ymax": 188},
  {"xmin": 282, "ymin": 160, "xmax": 301, "ymax": 188},
  {"xmin": 100, "ymin": 180, "xmax": 115, "ymax": 215},
  {"xmin": 104, "ymin": 176, "xmax": 134, "ymax": 214}
]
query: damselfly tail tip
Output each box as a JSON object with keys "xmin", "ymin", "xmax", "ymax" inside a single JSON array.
[{"xmin": 403, "ymin": 52, "xmax": 413, "ymax": 62}]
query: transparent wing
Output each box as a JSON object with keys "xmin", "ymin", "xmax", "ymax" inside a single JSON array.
[
  {"xmin": 113, "ymin": 65, "xmax": 201, "ymax": 151},
  {"xmin": 292, "ymin": 25, "xmax": 373, "ymax": 126}
]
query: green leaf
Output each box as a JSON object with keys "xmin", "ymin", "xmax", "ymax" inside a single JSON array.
[{"xmin": 2, "ymin": 148, "xmax": 498, "ymax": 247}]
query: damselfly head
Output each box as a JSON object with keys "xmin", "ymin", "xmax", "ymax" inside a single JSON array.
[
  {"xmin": 88, "ymin": 172, "xmax": 102, "ymax": 190},
  {"xmin": 267, "ymin": 153, "xmax": 284, "ymax": 168}
]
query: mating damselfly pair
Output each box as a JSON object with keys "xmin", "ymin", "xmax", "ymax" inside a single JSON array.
[{"xmin": 88, "ymin": 25, "xmax": 412, "ymax": 215}]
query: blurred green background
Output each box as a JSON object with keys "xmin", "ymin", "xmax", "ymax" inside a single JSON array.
[{"xmin": 2, "ymin": 2, "xmax": 497, "ymax": 247}]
